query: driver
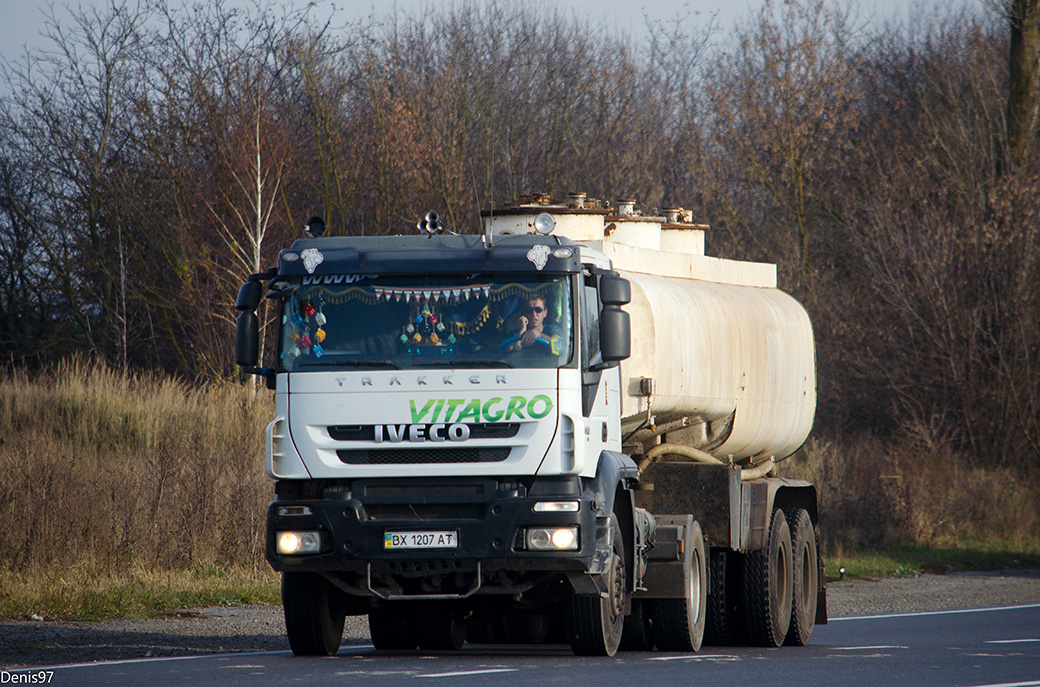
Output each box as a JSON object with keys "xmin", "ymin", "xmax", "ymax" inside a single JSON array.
[{"xmin": 501, "ymin": 296, "xmax": 562, "ymax": 353}]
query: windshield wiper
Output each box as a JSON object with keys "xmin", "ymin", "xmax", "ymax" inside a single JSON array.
[
  {"xmin": 410, "ymin": 360, "xmax": 515, "ymax": 369},
  {"xmin": 307, "ymin": 359, "xmax": 402, "ymax": 369}
]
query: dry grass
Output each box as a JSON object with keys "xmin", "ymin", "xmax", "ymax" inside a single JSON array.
[
  {"xmin": 2, "ymin": 362, "xmax": 1038, "ymax": 620},
  {"xmin": 785, "ymin": 435, "xmax": 1040, "ymax": 555},
  {"xmin": 0, "ymin": 360, "xmax": 274, "ymax": 619}
]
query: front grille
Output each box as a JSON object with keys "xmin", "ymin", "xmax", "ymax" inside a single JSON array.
[
  {"xmin": 337, "ymin": 447, "xmax": 510, "ymax": 464},
  {"xmin": 328, "ymin": 423, "xmax": 520, "ymax": 441},
  {"xmin": 363, "ymin": 503, "xmax": 485, "ymax": 521}
]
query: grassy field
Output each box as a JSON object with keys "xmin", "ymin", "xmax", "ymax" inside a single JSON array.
[{"xmin": 2, "ymin": 362, "xmax": 1038, "ymax": 621}]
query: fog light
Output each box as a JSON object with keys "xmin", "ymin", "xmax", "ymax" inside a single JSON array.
[
  {"xmin": 526, "ymin": 526, "xmax": 579, "ymax": 551},
  {"xmin": 276, "ymin": 530, "xmax": 322, "ymax": 555}
]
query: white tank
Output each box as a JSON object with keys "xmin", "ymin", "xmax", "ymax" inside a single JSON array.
[
  {"xmin": 486, "ymin": 199, "xmax": 817, "ymax": 463},
  {"xmin": 619, "ymin": 271, "xmax": 815, "ymax": 461}
]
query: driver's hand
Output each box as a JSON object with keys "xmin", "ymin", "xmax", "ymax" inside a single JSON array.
[{"xmin": 519, "ymin": 329, "xmax": 539, "ymax": 348}]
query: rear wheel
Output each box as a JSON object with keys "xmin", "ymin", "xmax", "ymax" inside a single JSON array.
[
  {"xmin": 282, "ymin": 572, "xmax": 346, "ymax": 656},
  {"xmin": 742, "ymin": 508, "xmax": 793, "ymax": 647},
  {"xmin": 783, "ymin": 508, "xmax": 818, "ymax": 646},
  {"xmin": 369, "ymin": 607, "xmax": 417, "ymax": 650},
  {"xmin": 566, "ymin": 513, "xmax": 627, "ymax": 656},
  {"xmin": 704, "ymin": 549, "xmax": 741, "ymax": 645},
  {"xmin": 416, "ymin": 611, "xmax": 467, "ymax": 650},
  {"xmin": 619, "ymin": 599, "xmax": 654, "ymax": 651},
  {"xmin": 651, "ymin": 520, "xmax": 707, "ymax": 652}
]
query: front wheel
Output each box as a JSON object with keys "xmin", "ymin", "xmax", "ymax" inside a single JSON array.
[
  {"xmin": 566, "ymin": 513, "xmax": 627, "ymax": 656},
  {"xmin": 282, "ymin": 572, "xmax": 346, "ymax": 656}
]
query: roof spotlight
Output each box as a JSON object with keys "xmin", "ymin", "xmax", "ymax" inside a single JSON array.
[
  {"xmin": 533, "ymin": 212, "xmax": 556, "ymax": 235},
  {"xmin": 304, "ymin": 216, "xmax": 326, "ymax": 238},
  {"xmin": 418, "ymin": 210, "xmax": 444, "ymax": 235}
]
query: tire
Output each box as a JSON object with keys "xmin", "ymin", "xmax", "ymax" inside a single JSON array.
[
  {"xmin": 651, "ymin": 520, "xmax": 707, "ymax": 652},
  {"xmin": 566, "ymin": 513, "xmax": 627, "ymax": 656},
  {"xmin": 282, "ymin": 572, "xmax": 346, "ymax": 656},
  {"xmin": 742, "ymin": 508, "xmax": 793, "ymax": 647},
  {"xmin": 619, "ymin": 599, "xmax": 654, "ymax": 651},
  {"xmin": 369, "ymin": 607, "xmax": 418, "ymax": 650},
  {"xmin": 783, "ymin": 508, "xmax": 819, "ymax": 646},
  {"xmin": 704, "ymin": 549, "xmax": 741, "ymax": 645},
  {"xmin": 503, "ymin": 613, "xmax": 553, "ymax": 644},
  {"xmin": 416, "ymin": 611, "xmax": 467, "ymax": 650}
]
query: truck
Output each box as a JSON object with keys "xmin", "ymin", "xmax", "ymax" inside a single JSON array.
[{"xmin": 234, "ymin": 193, "xmax": 826, "ymax": 657}]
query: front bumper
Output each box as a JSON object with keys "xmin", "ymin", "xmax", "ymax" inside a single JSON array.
[{"xmin": 266, "ymin": 476, "xmax": 607, "ymax": 600}]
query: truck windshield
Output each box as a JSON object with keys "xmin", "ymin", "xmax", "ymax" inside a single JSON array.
[{"xmin": 278, "ymin": 274, "xmax": 573, "ymax": 371}]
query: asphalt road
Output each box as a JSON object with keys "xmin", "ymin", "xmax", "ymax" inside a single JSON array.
[{"xmin": 6, "ymin": 603, "xmax": 1039, "ymax": 687}]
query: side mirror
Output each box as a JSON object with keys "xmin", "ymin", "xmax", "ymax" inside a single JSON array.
[
  {"xmin": 599, "ymin": 308, "xmax": 630, "ymax": 364},
  {"xmin": 236, "ymin": 311, "xmax": 259, "ymax": 368},
  {"xmin": 236, "ymin": 280, "xmax": 264, "ymax": 312},
  {"xmin": 599, "ymin": 276, "xmax": 631, "ymax": 306}
]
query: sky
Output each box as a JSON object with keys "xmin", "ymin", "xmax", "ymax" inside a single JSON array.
[{"xmin": 0, "ymin": 0, "xmax": 939, "ymax": 64}]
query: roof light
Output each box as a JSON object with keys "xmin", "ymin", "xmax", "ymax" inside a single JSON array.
[{"xmin": 534, "ymin": 213, "xmax": 556, "ymax": 235}]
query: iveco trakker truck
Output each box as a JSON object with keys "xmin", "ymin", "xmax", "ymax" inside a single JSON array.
[{"xmin": 235, "ymin": 194, "xmax": 826, "ymax": 657}]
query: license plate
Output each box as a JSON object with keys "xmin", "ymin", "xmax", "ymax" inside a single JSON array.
[{"xmin": 384, "ymin": 530, "xmax": 458, "ymax": 550}]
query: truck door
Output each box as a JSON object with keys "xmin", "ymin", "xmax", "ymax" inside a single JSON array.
[{"xmin": 580, "ymin": 273, "xmax": 613, "ymax": 455}]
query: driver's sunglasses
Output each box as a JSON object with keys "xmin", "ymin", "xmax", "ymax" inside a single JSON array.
[{"xmin": 525, "ymin": 306, "xmax": 545, "ymax": 313}]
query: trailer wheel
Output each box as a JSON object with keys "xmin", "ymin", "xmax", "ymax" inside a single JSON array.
[
  {"xmin": 783, "ymin": 508, "xmax": 818, "ymax": 646},
  {"xmin": 282, "ymin": 572, "xmax": 346, "ymax": 656},
  {"xmin": 416, "ymin": 611, "xmax": 467, "ymax": 650},
  {"xmin": 742, "ymin": 508, "xmax": 793, "ymax": 647},
  {"xmin": 369, "ymin": 607, "xmax": 418, "ymax": 650},
  {"xmin": 566, "ymin": 513, "xmax": 626, "ymax": 656},
  {"xmin": 651, "ymin": 519, "xmax": 707, "ymax": 652}
]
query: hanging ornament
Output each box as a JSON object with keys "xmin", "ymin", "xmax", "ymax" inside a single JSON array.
[
  {"xmin": 315, "ymin": 329, "xmax": 326, "ymax": 343},
  {"xmin": 430, "ymin": 333, "xmax": 439, "ymax": 344},
  {"xmin": 303, "ymin": 304, "xmax": 316, "ymax": 318},
  {"xmin": 400, "ymin": 334, "xmax": 408, "ymax": 343},
  {"xmin": 413, "ymin": 333, "xmax": 422, "ymax": 343},
  {"xmin": 315, "ymin": 312, "xmax": 327, "ymax": 326},
  {"xmin": 289, "ymin": 331, "xmax": 300, "ymax": 342},
  {"xmin": 312, "ymin": 343, "xmax": 324, "ymax": 358},
  {"xmin": 447, "ymin": 334, "xmax": 456, "ymax": 344},
  {"xmin": 299, "ymin": 335, "xmax": 312, "ymax": 349}
]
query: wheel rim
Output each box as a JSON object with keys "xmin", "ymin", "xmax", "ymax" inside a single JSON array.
[
  {"xmin": 608, "ymin": 550, "xmax": 625, "ymax": 620},
  {"xmin": 689, "ymin": 547, "xmax": 702, "ymax": 619}
]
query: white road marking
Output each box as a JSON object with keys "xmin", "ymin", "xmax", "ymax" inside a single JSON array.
[
  {"xmin": 832, "ymin": 645, "xmax": 907, "ymax": 650},
  {"xmin": 830, "ymin": 602, "xmax": 1040, "ymax": 622},
  {"xmin": 21, "ymin": 650, "xmax": 295, "ymax": 671},
  {"xmin": 647, "ymin": 654, "xmax": 738, "ymax": 661},
  {"xmin": 985, "ymin": 639, "xmax": 1040, "ymax": 644},
  {"xmin": 952, "ymin": 677, "xmax": 1040, "ymax": 681},
  {"xmin": 416, "ymin": 668, "xmax": 518, "ymax": 678}
]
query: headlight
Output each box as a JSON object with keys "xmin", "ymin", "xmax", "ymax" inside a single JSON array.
[
  {"xmin": 526, "ymin": 526, "xmax": 579, "ymax": 551},
  {"xmin": 276, "ymin": 530, "xmax": 322, "ymax": 555},
  {"xmin": 533, "ymin": 501, "xmax": 579, "ymax": 513}
]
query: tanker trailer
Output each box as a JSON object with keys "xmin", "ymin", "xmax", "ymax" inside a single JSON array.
[{"xmin": 490, "ymin": 194, "xmax": 824, "ymax": 648}]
